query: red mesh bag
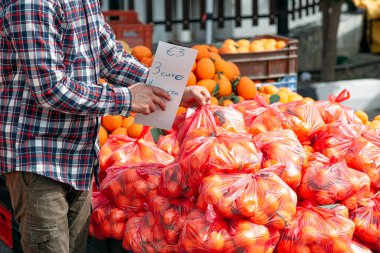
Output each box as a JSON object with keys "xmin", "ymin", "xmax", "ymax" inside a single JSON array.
[
  {"xmin": 180, "ymin": 126, "xmax": 262, "ymax": 188},
  {"xmin": 278, "ymin": 99, "xmax": 326, "ymax": 143},
  {"xmin": 99, "ymin": 127, "xmax": 174, "ymax": 172},
  {"xmin": 351, "ymin": 192, "xmax": 380, "ymax": 251},
  {"xmin": 276, "ymin": 204, "xmax": 356, "ymax": 253},
  {"xmin": 180, "ymin": 206, "xmax": 280, "ymax": 253},
  {"xmin": 157, "ymin": 133, "xmax": 179, "ymax": 157},
  {"xmin": 232, "ymin": 100, "xmax": 261, "ymax": 115},
  {"xmin": 299, "ymin": 154, "xmax": 370, "ymax": 210},
  {"xmin": 350, "ymin": 240, "xmax": 373, "ymax": 253},
  {"xmin": 149, "ymin": 196, "xmax": 195, "ymax": 245},
  {"xmin": 346, "ymin": 136, "xmax": 380, "ymax": 189},
  {"xmin": 314, "ymin": 89, "xmax": 361, "ymax": 124},
  {"xmin": 210, "ymin": 105, "xmax": 247, "ymax": 132},
  {"xmin": 89, "ymin": 192, "xmax": 127, "ymax": 240},
  {"xmin": 197, "ymin": 172, "xmax": 297, "ymax": 230},
  {"xmin": 158, "ymin": 161, "xmax": 197, "ymax": 199},
  {"xmin": 253, "ymin": 129, "xmax": 306, "ymax": 189},
  {"xmin": 100, "ymin": 163, "xmax": 163, "ymax": 218},
  {"xmin": 313, "ymin": 121, "xmax": 364, "ymax": 159},
  {"xmin": 122, "ymin": 211, "xmax": 179, "ymax": 253}
]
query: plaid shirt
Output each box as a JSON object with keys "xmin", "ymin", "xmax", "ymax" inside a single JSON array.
[{"xmin": 0, "ymin": 0, "xmax": 148, "ymax": 190}]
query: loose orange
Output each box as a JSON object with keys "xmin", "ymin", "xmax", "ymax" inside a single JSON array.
[
  {"xmin": 187, "ymin": 72, "xmax": 197, "ymax": 86},
  {"xmin": 262, "ymin": 85, "xmax": 279, "ymax": 95},
  {"xmin": 131, "ymin": 46, "xmax": 152, "ymax": 61},
  {"xmin": 214, "ymin": 59, "xmax": 234, "ymax": 81},
  {"xmin": 218, "ymin": 45, "xmax": 237, "ymax": 54},
  {"xmin": 122, "ymin": 116, "xmax": 134, "ymax": 129},
  {"xmin": 140, "ymin": 57, "xmax": 153, "ymax": 67},
  {"xmin": 127, "ymin": 123, "xmax": 144, "ymax": 138},
  {"xmin": 277, "ymin": 90, "xmax": 289, "ymax": 103},
  {"xmin": 195, "ymin": 58, "xmax": 215, "ymax": 80},
  {"xmin": 228, "ymin": 62, "xmax": 241, "ymax": 81},
  {"xmin": 276, "ymin": 40, "xmax": 287, "ymax": 49},
  {"xmin": 237, "ymin": 47, "xmax": 249, "ymax": 53},
  {"xmin": 236, "ymin": 77, "xmax": 257, "ymax": 100},
  {"xmin": 237, "ymin": 39, "xmax": 250, "ymax": 48},
  {"xmin": 222, "ymin": 99, "xmax": 234, "ymax": 107},
  {"xmin": 355, "ymin": 111, "xmax": 369, "ymax": 124},
  {"xmin": 249, "ymin": 43, "xmax": 265, "ymax": 52},
  {"xmin": 99, "ymin": 78, "xmax": 107, "ymax": 84},
  {"xmin": 98, "ymin": 125, "xmax": 108, "ymax": 147},
  {"xmin": 176, "ymin": 106, "xmax": 187, "ymax": 115},
  {"xmin": 224, "ymin": 39, "xmax": 237, "ymax": 47},
  {"xmin": 111, "ymin": 127, "xmax": 128, "ymax": 136},
  {"xmin": 374, "ymin": 115, "xmax": 380, "ymax": 121},
  {"xmin": 102, "ymin": 115, "xmax": 123, "ymax": 132},
  {"xmin": 289, "ymin": 93, "xmax": 304, "ymax": 102},
  {"xmin": 192, "ymin": 45, "xmax": 210, "ymax": 61},
  {"xmin": 214, "ymin": 73, "xmax": 232, "ymax": 97},
  {"xmin": 210, "ymin": 96, "xmax": 219, "ymax": 105},
  {"xmin": 197, "ymin": 79, "xmax": 217, "ymax": 94},
  {"xmin": 209, "ymin": 52, "xmax": 222, "ymax": 61},
  {"xmin": 191, "ymin": 62, "xmax": 196, "ymax": 72},
  {"xmin": 209, "ymin": 45, "xmax": 219, "ymax": 53}
]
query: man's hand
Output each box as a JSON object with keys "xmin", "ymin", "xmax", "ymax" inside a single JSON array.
[
  {"xmin": 129, "ymin": 83, "xmax": 171, "ymax": 115},
  {"xmin": 181, "ymin": 86, "xmax": 211, "ymax": 108}
]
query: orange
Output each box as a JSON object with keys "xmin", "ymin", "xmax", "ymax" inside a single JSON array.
[
  {"xmin": 176, "ymin": 106, "xmax": 187, "ymax": 115},
  {"xmin": 214, "ymin": 73, "xmax": 232, "ymax": 97},
  {"xmin": 237, "ymin": 47, "xmax": 249, "ymax": 53},
  {"xmin": 236, "ymin": 77, "xmax": 257, "ymax": 100},
  {"xmin": 224, "ymin": 39, "xmax": 237, "ymax": 47},
  {"xmin": 237, "ymin": 96, "xmax": 245, "ymax": 102},
  {"xmin": 277, "ymin": 90, "xmax": 289, "ymax": 103},
  {"xmin": 222, "ymin": 99, "xmax": 234, "ymax": 107},
  {"xmin": 127, "ymin": 123, "xmax": 144, "ymax": 138},
  {"xmin": 118, "ymin": 40, "xmax": 131, "ymax": 52},
  {"xmin": 192, "ymin": 45, "xmax": 210, "ymax": 61},
  {"xmin": 214, "ymin": 59, "xmax": 234, "ymax": 81},
  {"xmin": 208, "ymin": 231, "xmax": 225, "ymax": 252},
  {"xmin": 355, "ymin": 111, "xmax": 369, "ymax": 124},
  {"xmin": 195, "ymin": 58, "xmax": 215, "ymax": 80},
  {"xmin": 210, "ymin": 96, "xmax": 219, "ymax": 105},
  {"xmin": 187, "ymin": 72, "xmax": 197, "ymax": 86},
  {"xmin": 197, "ymin": 79, "xmax": 217, "ymax": 94},
  {"xmin": 209, "ymin": 52, "xmax": 222, "ymax": 61},
  {"xmin": 237, "ymin": 39, "xmax": 250, "ymax": 48},
  {"xmin": 303, "ymin": 97, "xmax": 315, "ymax": 103},
  {"xmin": 209, "ymin": 45, "xmax": 219, "ymax": 53},
  {"xmin": 111, "ymin": 127, "xmax": 128, "ymax": 136},
  {"xmin": 332, "ymin": 239, "xmax": 349, "ymax": 253},
  {"xmin": 99, "ymin": 78, "xmax": 107, "ymax": 84},
  {"xmin": 264, "ymin": 43, "xmax": 276, "ymax": 51},
  {"xmin": 276, "ymin": 40, "xmax": 287, "ymax": 49},
  {"xmin": 374, "ymin": 114, "xmax": 380, "ymax": 121},
  {"xmin": 228, "ymin": 62, "xmax": 241, "ymax": 81},
  {"xmin": 122, "ymin": 116, "xmax": 134, "ymax": 129},
  {"xmin": 262, "ymin": 85, "xmax": 279, "ymax": 95},
  {"xmin": 279, "ymin": 87, "xmax": 292, "ymax": 93},
  {"xmin": 249, "ymin": 43, "xmax": 265, "ymax": 52},
  {"xmin": 98, "ymin": 125, "xmax": 108, "ymax": 147},
  {"xmin": 218, "ymin": 45, "xmax": 237, "ymax": 54},
  {"xmin": 289, "ymin": 93, "xmax": 304, "ymax": 102},
  {"xmin": 102, "ymin": 115, "xmax": 123, "ymax": 132},
  {"xmin": 131, "ymin": 46, "xmax": 152, "ymax": 61},
  {"xmin": 140, "ymin": 57, "xmax": 153, "ymax": 67},
  {"xmin": 191, "ymin": 62, "xmax": 196, "ymax": 72}
]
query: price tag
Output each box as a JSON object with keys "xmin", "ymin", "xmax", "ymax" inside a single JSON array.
[{"xmin": 134, "ymin": 42, "xmax": 198, "ymax": 130}]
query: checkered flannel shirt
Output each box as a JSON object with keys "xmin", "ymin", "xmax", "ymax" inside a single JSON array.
[{"xmin": 0, "ymin": 0, "xmax": 148, "ymax": 190}]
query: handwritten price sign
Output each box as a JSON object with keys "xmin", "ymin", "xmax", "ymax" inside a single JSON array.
[{"xmin": 134, "ymin": 42, "xmax": 197, "ymax": 130}]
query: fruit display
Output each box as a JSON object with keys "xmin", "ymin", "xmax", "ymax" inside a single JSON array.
[
  {"xmin": 91, "ymin": 42, "xmax": 380, "ymax": 252},
  {"xmin": 218, "ymin": 38, "xmax": 287, "ymax": 54}
]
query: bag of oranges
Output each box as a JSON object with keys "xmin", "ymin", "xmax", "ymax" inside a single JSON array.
[
  {"xmin": 278, "ymin": 99, "xmax": 325, "ymax": 143},
  {"xmin": 159, "ymin": 161, "xmax": 197, "ymax": 199},
  {"xmin": 180, "ymin": 206, "xmax": 280, "ymax": 253},
  {"xmin": 346, "ymin": 136, "xmax": 380, "ymax": 189},
  {"xmin": 100, "ymin": 163, "xmax": 163, "ymax": 218},
  {"xmin": 180, "ymin": 126, "xmax": 262, "ymax": 188},
  {"xmin": 232, "ymin": 100, "xmax": 261, "ymax": 115},
  {"xmin": 89, "ymin": 192, "xmax": 128, "ymax": 240},
  {"xmin": 350, "ymin": 192, "xmax": 380, "ymax": 251},
  {"xmin": 197, "ymin": 172, "xmax": 297, "ymax": 230},
  {"xmin": 253, "ymin": 129, "xmax": 306, "ymax": 189},
  {"xmin": 299, "ymin": 154, "xmax": 370, "ymax": 210},
  {"xmin": 314, "ymin": 89, "xmax": 361, "ymax": 124},
  {"xmin": 276, "ymin": 204, "xmax": 356, "ymax": 253},
  {"xmin": 122, "ymin": 211, "xmax": 179, "ymax": 253},
  {"xmin": 313, "ymin": 121, "xmax": 364, "ymax": 159},
  {"xmin": 210, "ymin": 105, "xmax": 247, "ymax": 132},
  {"xmin": 157, "ymin": 133, "xmax": 180, "ymax": 157},
  {"xmin": 350, "ymin": 240, "xmax": 373, "ymax": 253},
  {"xmin": 99, "ymin": 127, "xmax": 174, "ymax": 172},
  {"xmin": 149, "ymin": 196, "xmax": 195, "ymax": 245}
]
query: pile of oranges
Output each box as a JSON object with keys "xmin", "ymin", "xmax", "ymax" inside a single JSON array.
[{"xmin": 219, "ymin": 38, "xmax": 287, "ymax": 54}]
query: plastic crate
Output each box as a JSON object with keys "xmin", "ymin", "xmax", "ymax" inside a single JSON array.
[
  {"xmin": 102, "ymin": 11, "xmax": 153, "ymax": 50},
  {"xmin": 256, "ymin": 75, "xmax": 298, "ymax": 92},
  {"xmin": 220, "ymin": 35, "xmax": 298, "ymax": 80},
  {"xmin": 0, "ymin": 203, "xmax": 13, "ymax": 249}
]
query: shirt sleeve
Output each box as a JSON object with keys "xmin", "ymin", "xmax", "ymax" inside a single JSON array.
[
  {"xmin": 98, "ymin": 13, "xmax": 149, "ymax": 86},
  {"xmin": 3, "ymin": 0, "xmax": 132, "ymax": 117}
]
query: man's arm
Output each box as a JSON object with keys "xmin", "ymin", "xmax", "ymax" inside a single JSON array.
[
  {"xmin": 98, "ymin": 13, "xmax": 149, "ymax": 86},
  {"xmin": 3, "ymin": 0, "xmax": 132, "ymax": 116}
]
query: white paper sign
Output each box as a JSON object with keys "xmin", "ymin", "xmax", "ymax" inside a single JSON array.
[{"xmin": 134, "ymin": 42, "xmax": 198, "ymax": 130}]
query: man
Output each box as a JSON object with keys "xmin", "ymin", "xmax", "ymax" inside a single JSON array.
[{"xmin": 0, "ymin": 0, "xmax": 210, "ymax": 252}]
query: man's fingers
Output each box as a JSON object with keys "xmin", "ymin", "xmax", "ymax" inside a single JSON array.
[
  {"xmin": 152, "ymin": 95, "xmax": 166, "ymax": 111},
  {"xmin": 148, "ymin": 102, "xmax": 157, "ymax": 113},
  {"xmin": 191, "ymin": 88, "xmax": 207, "ymax": 106},
  {"xmin": 152, "ymin": 87, "xmax": 171, "ymax": 101},
  {"xmin": 200, "ymin": 88, "xmax": 211, "ymax": 103}
]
